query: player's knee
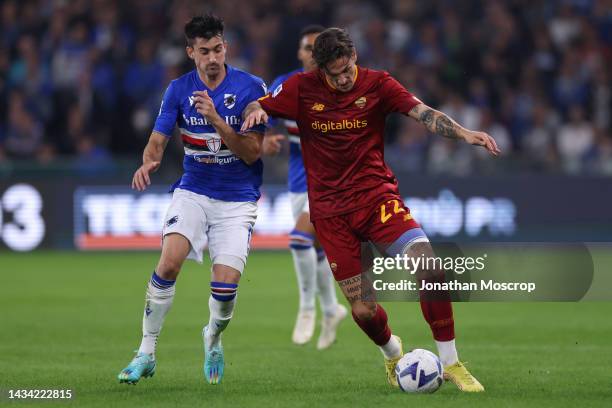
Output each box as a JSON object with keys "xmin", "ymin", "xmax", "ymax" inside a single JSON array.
[
  {"xmin": 351, "ymin": 301, "xmax": 377, "ymax": 321},
  {"xmin": 156, "ymin": 258, "xmax": 182, "ymax": 280},
  {"xmin": 289, "ymin": 229, "xmax": 314, "ymax": 250},
  {"xmin": 403, "ymin": 240, "xmax": 445, "ymax": 282},
  {"xmin": 212, "ymin": 262, "xmax": 242, "ymax": 284}
]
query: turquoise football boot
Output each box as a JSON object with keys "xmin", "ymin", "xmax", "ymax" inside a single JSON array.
[
  {"xmin": 118, "ymin": 353, "xmax": 156, "ymax": 384},
  {"xmin": 203, "ymin": 326, "xmax": 224, "ymax": 384}
]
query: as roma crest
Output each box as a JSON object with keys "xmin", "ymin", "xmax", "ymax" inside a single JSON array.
[{"xmin": 354, "ymin": 96, "xmax": 367, "ymax": 109}]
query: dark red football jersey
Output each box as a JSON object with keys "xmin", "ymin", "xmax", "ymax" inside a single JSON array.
[{"xmin": 259, "ymin": 67, "xmax": 422, "ymax": 220}]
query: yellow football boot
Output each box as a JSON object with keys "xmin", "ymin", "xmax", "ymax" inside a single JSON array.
[
  {"xmin": 444, "ymin": 361, "xmax": 484, "ymax": 392},
  {"xmin": 383, "ymin": 335, "xmax": 403, "ymax": 387}
]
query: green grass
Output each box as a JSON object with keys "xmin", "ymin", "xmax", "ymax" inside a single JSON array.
[{"xmin": 1, "ymin": 251, "xmax": 611, "ymax": 407}]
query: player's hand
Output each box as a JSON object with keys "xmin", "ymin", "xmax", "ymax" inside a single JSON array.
[
  {"xmin": 262, "ymin": 134, "xmax": 284, "ymax": 155},
  {"xmin": 241, "ymin": 108, "xmax": 268, "ymax": 132},
  {"xmin": 463, "ymin": 130, "xmax": 501, "ymax": 156},
  {"xmin": 132, "ymin": 161, "xmax": 160, "ymax": 191},
  {"xmin": 193, "ymin": 91, "xmax": 220, "ymax": 123}
]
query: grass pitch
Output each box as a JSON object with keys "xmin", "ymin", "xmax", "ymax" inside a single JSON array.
[{"xmin": 1, "ymin": 251, "xmax": 611, "ymax": 407}]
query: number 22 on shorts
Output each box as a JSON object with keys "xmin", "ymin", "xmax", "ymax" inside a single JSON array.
[{"xmin": 380, "ymin": 199, "xmax": 412, "ymax": 224}]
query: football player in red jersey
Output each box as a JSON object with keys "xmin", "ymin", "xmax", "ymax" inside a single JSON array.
[{"xmin": 242, "ymin": 28, "xmax": 499, "ymax": 392}]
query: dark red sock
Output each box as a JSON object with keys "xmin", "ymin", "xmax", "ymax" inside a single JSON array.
[
  {"xmin": 417, "ymin": 268, "xmax": 456, "ymax": 342},
  {"xmin": 352, "ymin": 304, "xmax": 392, "ymax": 346},
  {"xmin": 419, "ymin": 300, "xmax": 455, "ymax": 341}
]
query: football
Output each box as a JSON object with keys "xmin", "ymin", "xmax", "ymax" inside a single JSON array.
[{"xmin": 395, "ymin": 349, "xmax": 444, "ymax": 393}]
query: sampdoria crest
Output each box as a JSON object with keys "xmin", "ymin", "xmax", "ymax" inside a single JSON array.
[{"xmin": 224, "ymin": 93, "xmax": 236, "ymax": 109}]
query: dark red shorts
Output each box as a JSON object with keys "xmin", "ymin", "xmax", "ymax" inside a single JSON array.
[{"xmin": 312, "ymin": 194, "xmax": 426, "ymax": 281}]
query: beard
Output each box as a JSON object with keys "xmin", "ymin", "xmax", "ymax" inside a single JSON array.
[
  {"xmin": 205, "ymin": 63, "xmax": 221, "ymax": 78},
  {"xmin": 338, "ymin": 83, "xmax": 353, "ymax": 92}
]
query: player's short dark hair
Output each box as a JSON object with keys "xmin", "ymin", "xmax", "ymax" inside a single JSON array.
[
  {"xmin": 185, "ymin": 14, "xmax": 224, "ymax": 46},
  {"xmin": 300, "ymin": 24, "xmax": 325, "ymax": 38},
  {"xmin": 313, "ymin": 27, "xmax": 355, "ymax": 69}
]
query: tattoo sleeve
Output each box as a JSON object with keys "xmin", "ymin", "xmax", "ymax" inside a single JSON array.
[
  {"xmin": 419, "ymin": 109, "xmax": 435, "ymax": 129},
  {"xmin": 434, "ymin": 114, "xmax": 459, "ymax": 139},
  {"xmin": 417, "ymin": 108, "xmax": 461, "ymax": 139}
]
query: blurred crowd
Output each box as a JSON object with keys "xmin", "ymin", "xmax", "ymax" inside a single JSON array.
[{"xmin": 0, "ymin": 0, "xmax": 611, "ymax": 175}]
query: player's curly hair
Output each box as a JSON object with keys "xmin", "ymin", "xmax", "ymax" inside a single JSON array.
[
  {"xmin": 184, "ymin": 13, "xmax": 224, "ymax": 46},
  {"xmin": 313, "ymin": 27, "xmax": 355, "ymax": 69}
]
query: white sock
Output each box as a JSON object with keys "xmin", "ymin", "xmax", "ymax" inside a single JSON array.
[
  {"xmin": 138, "ymin": 272, "xmax": 176, "ymax": 355},
  {"xmin": 435, "ymin": 339, "xmax": 458, "ymax": 366},
  {"xmin": 291, "ymin": 247, "xmax": 317, "ymax": 312},
  {"xmin": 379, "ymin": 335, "xmax": 402, "ymax": 359},
  {"xmin": 316, "ymin": 255, "xmax": 338, "ymax": 317},
  {"xmin": 206, "ymin": 290, "xmax": 236, "ymax": 349}
]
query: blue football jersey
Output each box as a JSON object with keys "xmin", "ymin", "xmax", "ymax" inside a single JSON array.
[
  {"xmin": 269, "ymin": 69, "xmax": 307, "ymax": 193},
  {"xmin": 153, "ymin": 65, "xmax": 266, "ymax": 202}
]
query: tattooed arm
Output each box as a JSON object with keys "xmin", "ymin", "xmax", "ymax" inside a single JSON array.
[{"xmin": 408, "ymin": 103, "xmax": 501, "ymax": 155}]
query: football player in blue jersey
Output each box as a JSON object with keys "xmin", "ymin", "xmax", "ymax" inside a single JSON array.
[
  {"xmin": 118, "ymin": 14, "xmax": 267, "ymax": 385},
  {"xmin": 263, "ymin": 26, "xmax": 347, "ymax": 350}
]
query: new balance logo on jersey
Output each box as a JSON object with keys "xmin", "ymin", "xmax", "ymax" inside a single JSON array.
[
  {"xmin": 224, "ymin": 94, "xmax": 236, "ymax": 109},
  {"xmin": 312, "ymin": 103, "xmax": 325, "ymax": 111},
  {"xmin": 188, "ymin": 96, "xmax": 195, "ymax": 106}
]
